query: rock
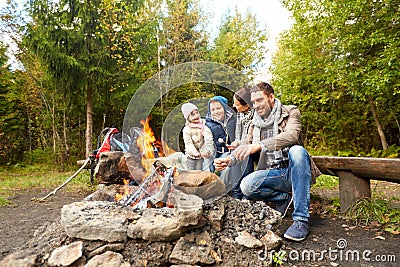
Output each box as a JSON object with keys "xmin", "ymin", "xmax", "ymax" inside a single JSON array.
[
  {"xmin": 169, "ymin": 234, "xmax": 215, "ymax": 265},
  {"xmin": 173, "ymin": 171, "xmax": 226, "ymax": 200},
  {"xmin": 235, "ymin": 230, "xmax": 263, "ymax": 248},
  {"xmin": 261, "ymin": 230, "xmax": 283, "ymax": 251},
  {"xmin": 171, "ymin": 189, "xmax": 204, "ymax": 223},
  {"xmin": 48, "ymin": 241, "xmax": 83, "ymax": 266},
  {"xmin": 88, "ymin": 243, "xmax": 125, "ymax": 258},
  {"xmin": 204, "ymin": 201, "xmax": 225, "ymax": 231},
  {"xmin": 127, "ymin": 191, "xmax": 203, "ymax": 241},
  {"xmin": 85, "ymin": 251, "xmax": 128, "ymax": 267},
  {"xmin": 84, "ymin": 190, "xmax": 115, "ymax": 202},
  {"xmin": 61, "ymin": 201, "xmax": 128, "ymax": 242}
]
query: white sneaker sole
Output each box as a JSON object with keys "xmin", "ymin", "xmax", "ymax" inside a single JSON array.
[{"xmin": 283, "ymin": 233, "xmax": 307, "ymax": 242}]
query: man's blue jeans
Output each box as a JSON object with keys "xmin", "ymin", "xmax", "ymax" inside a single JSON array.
[{"xmin": 240, "ymin": 145, "xmax": 312, "ymax": 222}]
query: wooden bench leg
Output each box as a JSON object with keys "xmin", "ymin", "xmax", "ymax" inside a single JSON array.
[{"xmin": 338, "ymin": 171, "xmax": 371, "ymax": 212}]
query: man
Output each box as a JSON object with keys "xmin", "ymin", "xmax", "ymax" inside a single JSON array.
[{"xmin": 215, "ymin": 82, "xmax": 320, "ymax": 241}]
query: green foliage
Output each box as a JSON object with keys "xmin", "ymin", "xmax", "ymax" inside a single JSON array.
[
  {"xmin": 274, "ymin": 0, "xmax": 400, "ymax": 154},
  {"xmin": 23, "ymin": 148, "xmax": 57, "ymax": 165},
  {"xmin": 366, "ymin": 144, "xmax": 400, "ymax": 158},
  {"xmin": 345, "ymin": 197, "xmax": 400, "ymax": 234},
  {"xmin": 210, "ymin": 7, "xmax": 268, "ymax": 78},
  {"xmin": 312, "ymin": 175, "xmax": 339, "ymax": 189},
  {"xmin": 0, "ymin": 196, "xmax": 11, "ymax": 206},
  {"xmin": 272, "ymin": 250, "xmax": 287, "ymax": 266}
]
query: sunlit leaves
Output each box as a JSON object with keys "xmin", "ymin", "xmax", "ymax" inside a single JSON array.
[{"xmin": 210, "ymin": 7, "xmax": 268, "ymax": 78}]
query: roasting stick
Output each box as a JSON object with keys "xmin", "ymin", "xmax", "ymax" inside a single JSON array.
[{"xmin": 33, "ymin": 157, "xmax": 91, "ymax": 202}]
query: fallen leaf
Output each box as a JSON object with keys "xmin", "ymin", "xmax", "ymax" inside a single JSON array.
[{"xmin": 374, "ymin": 236, "xmax": 385, "ymax": 240}]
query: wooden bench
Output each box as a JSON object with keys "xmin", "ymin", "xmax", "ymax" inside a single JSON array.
[{"xmin": 312, "ymin": 156, "xmax": 400, "ymax": 211}]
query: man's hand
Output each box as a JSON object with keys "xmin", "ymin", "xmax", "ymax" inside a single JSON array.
[
  {"xmin": 232, "ymin": 143, "xmax": 261, "ymax": 161},
  {"xmin": 214, "ymin": 157, "xmax": 231, "ymax": 171}
]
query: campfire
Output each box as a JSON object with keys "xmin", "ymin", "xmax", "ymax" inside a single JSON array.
[{"xmin": 115, "ymin": 118, "xmax": 178, "ymax": 209}]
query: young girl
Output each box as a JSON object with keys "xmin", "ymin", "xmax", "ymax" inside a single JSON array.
[{"xmin": 181, "ymin": 103, "xmax": 214, "ymax": 171}]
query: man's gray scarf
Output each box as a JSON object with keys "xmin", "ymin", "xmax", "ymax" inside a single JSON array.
[{"xmin": 252, "ymin": 98, "xmax": 282, "ymax": 143}]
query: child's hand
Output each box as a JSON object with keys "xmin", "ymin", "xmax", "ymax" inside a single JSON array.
[
  {"xmin": 192, "ymin": 151, "xmax": 201, "ymax": 157},
  {"xmin": 201, "ymin": 151, "xmax": 211, "ymax": 158}
]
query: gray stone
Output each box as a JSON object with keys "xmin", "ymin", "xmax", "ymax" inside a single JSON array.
[
  {"xmin": 84, "ymin": 251, "xmax": 126, "ymax": 267},
  {"xmin": 204, "ymin": 201, "xmax": 225, "ymax": 231},
  {"xmin": 235, "ymin": 230, "xmax": 263, "ymax": 248},
  {"xmin": 261, "ymin": 230, "xmax": 283, "ymax": 251},
  {"xmin": 48, "ymin": 241, "xmax": 83, "ymax": 266},
  {"xmin": 127, "ymin": 191, "xmax": 203, "ymax": 241},
  {"xmin": 61, "ymin": 201, "xmax": 128, "ymax": 242},
  {"xmin": 88, "ymin": 243, "xmax": 125, "ymax": 258},
  {"xmin": 169, "ymin": 234, "xmax": 215, "ymax": 265}
]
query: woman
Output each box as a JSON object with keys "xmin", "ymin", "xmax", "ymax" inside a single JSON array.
[
  {"xmin": 230, "ymin": 87, "xmax": 255, "ymax": 199},
  {"xmin": 204, "ymin": 96, "xmax": 236, "ymax": 172}
]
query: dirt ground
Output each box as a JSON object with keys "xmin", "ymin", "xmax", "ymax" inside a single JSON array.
[{"xmin": 1, "ymin": 183, "xmax": 399, "ymax": 267}]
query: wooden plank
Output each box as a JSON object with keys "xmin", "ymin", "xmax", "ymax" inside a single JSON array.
[
  {"xmin": 338, "ymin": 171, "xmax": 371, "ymax": 212},
  {"xmin": 312, "ymin": 156, "xmax": 400, "ymax": 183}
]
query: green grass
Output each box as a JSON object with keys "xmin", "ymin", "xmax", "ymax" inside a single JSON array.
[
  {"xmin": 312, "ymin": 174, "xmax": 339, "ymax": 189},
  {"xmin": 0, "ymin": 163, "xmax": 96, "ymax": 206},
  {"xmin": 345, "ymin": 198, "xmax": 400, "ymax": 234}
]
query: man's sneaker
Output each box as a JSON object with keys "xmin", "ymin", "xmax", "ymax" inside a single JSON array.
[
  {"xmin": 274, "ymin": 196, "xmax": 293, "ymax": 218},
  {"xmin": 284, "ymin": 220, "xmax": 309, "ymax": 241}
]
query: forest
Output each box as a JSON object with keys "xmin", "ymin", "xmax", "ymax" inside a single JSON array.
[{"xmin": 0, "ymin": 0, "xmax": 399, "ymax": 167}]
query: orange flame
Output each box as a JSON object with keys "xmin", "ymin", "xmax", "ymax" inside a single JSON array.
[
  {"xmin": 137, "ymin": 117, "xmax": 157, "ymax": 175},
  {"xmin": 115, "ymin": 178, "xmax": 131, "ymax": 202},
  {"xmin": 116, "ymin": 117, "xmax": 177, "ymax": 208}
]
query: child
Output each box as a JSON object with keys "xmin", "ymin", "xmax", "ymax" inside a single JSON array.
[
  {"xmin": 204, "ymin": 96, "xmax": 236, "ymax": 172},
  {"xmin": 181, "ymin": 103, "xmax": 214, "ymax": 171}
]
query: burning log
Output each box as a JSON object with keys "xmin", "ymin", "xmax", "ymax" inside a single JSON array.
[{"xmin": 118, "ymin": 161, "xmax": 175, "ymax": 209}]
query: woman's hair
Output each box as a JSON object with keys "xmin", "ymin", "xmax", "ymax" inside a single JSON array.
[{"xmin": 234, "ymin": 87, "xmax": 252, "ymax": 108}]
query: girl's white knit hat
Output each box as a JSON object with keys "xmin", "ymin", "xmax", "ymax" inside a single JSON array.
[{"xmin": 181, "ymin": 103, "xmax": 198, "ymax": 120}]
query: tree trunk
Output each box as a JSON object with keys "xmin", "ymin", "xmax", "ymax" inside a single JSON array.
[
  {"xmin": 63, "ymin": 109, "xmax": 70, "ymax": 168},
  {"xmin": 368, "ymin": 97, "xmax": 388, "ymax": 150},
  {"xmin": 157, "ymin": 27, "xmax": 163, "ymax": 114},
  {"xmin": 52, "ymin": 99, "xmax": 56, "ymax": 153},
  {"xmin": 86, "ymin": 84, "xmax": 93, "ymax": 157}
]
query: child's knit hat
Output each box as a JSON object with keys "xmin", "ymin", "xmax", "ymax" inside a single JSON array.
[{"xmin": 181, "ymin": 103, "xmax": 198, "ymax": 120}]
